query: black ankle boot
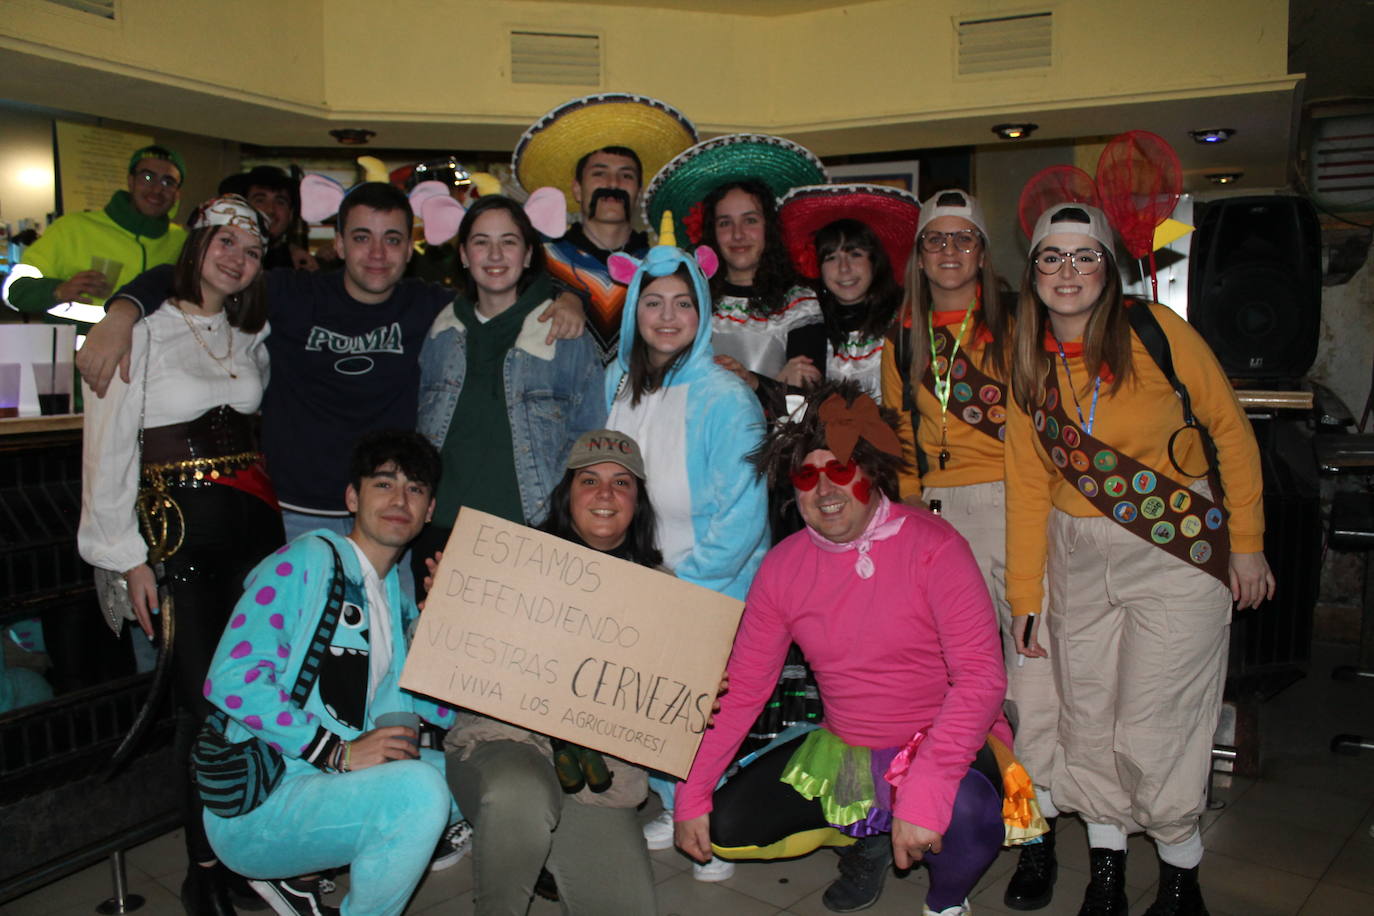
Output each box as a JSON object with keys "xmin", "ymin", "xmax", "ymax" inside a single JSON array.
[
  {"xmin": 1005, "ymin": 816, "xmax": 1057, "ymax": 910},
  {"xmin": 1077, "ymin": 848, "xmax": 1128, "ymax": 916},
  {"xmin": 180, "ymin": 864, "xmax": 236, "ymax": 916},
  {"xmin": 1144, "ymin": 862, "xmax": 1209, "ymax": 916},
  {"xmin": 822, "ymin": 834, "xmax": 893, "ymax": 913}
]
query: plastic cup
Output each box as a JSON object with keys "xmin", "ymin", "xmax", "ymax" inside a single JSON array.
[
  {"xmin": 375, "ymin": 711, "xmax": 420, "ymax": 745},
  {"xmin": 90, "ymin": 256, "xmax": 123, "ymax": 295}
]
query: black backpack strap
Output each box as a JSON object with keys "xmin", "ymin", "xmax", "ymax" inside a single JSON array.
[
  {"xmin": 1126, "ymin": 300, "xmax": 1226, "ymax": 504},
  {"xmin": 288, "ymin": 536, "xmax": 347, "ymax": 706},
  {"xmin": 1126, "ymin": 299, "xmax": 1196, "ymax": 427}
]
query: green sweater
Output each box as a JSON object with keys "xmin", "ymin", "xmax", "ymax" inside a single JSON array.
[{"xmin": 433, "ymin": 276, "xmax": 552, "ymax": 528}]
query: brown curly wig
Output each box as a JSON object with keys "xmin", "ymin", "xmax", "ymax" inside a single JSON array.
[{"xmin": 749, "ymin": 379, "xmax": 908, "ymax": 501}]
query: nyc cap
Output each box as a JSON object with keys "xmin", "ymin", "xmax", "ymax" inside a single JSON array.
[{"xmin": 566, "ymin": 429, "xmax": 646, "ymax": 479}]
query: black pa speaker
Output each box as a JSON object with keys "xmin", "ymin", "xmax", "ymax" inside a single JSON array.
[{"xmin": 1187, "ymin": 195, "xmax": 1321, "ymax": 380}]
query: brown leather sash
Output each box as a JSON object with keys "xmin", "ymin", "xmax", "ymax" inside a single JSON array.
[
  {"xmin": 1033, "ymin": 381, "xmax": 1231, "ymax": 585},
  {"xmin": 922, "ymin": 325, "xmax": 1009, "ymax": 444}
]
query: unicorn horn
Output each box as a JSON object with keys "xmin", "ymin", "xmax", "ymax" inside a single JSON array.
[{"xmin": 658, "ymin": 210, "xmax": 677, "ymax": 248}]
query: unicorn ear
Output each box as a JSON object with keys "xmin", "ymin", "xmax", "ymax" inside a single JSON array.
[
  {"xmin": 420, "ymin": 196, "xmax": 467, "ymax": 246},
  {"xmin": 524, "ymin": 187, "xmax": 568, "ymax": 239},
  {"xmin": 608, "ymin": 252, "xmax": 641, "ymax": 285},
  {"xmin": 408, "ymin": 180, "xmax": 451, "ymax": 211},
  {"xmin": 300, "ymin": 174, "xmax": 347, "ymax": 223},
  {"xmin": 694, "ymin": 245, "xmax": 720, "ymax": 279}
]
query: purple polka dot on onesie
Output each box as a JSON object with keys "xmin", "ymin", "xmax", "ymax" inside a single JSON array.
[
  {"xmin": 230, "ymin": 613, "xmax": 246, "ymax": 629},
  {"xmin": 230, "ymin": 641, "xmax": 252, "ymax": 659},
  {"xmin": 268, "ymin": 741, "xmax": 283, "ymax": 754},
  {"xmin": 226, "ymin": 695, "xmax": 243, "ymax": 709},
  {"xmin": 303, "ymin": 570, "xmax": 308, "ymax": 585},
  {"xmin": 244, "ymin": 715, "xmax": 263, "ymax": 730},
  {"xmin": 254, "ymin": 586, "xmax": 276, "ymax": 606},
  {"xmin": 244, "ymin": 668, "xmax": 260, "ymax": 684},
  {"xmin": 269, "ymin": 613, "xmax": 285, "ymax": 630},
  {"xmin": 276, "ymin": 562, "xmax": 293, "ymax": 577},
  {"xmin": 202, "ymin": 678, "xmax": 213, "ymax": 697},
  {"xmin": 275, "ymin": 544, "xmax": 289, "ymax": 555},
  {"xmin": 278, "ymin": 644, "xmax": 290, "ymax": 659},
  {"xmin": 276, "ymin": 711, "xmax": 293, "ymax": 726},
  {"xmin": 438, "ymin": 707, "xmax": 451, "ymax": 719}
]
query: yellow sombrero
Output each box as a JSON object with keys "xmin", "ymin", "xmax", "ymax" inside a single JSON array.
[{"xmin": 512, "ymin": 93, "xmax": 698, "ymax": 213}]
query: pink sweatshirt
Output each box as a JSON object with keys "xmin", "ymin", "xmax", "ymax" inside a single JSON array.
[{"xmin": 678, "ymin": 502, "xmax": 1009, "ymax": 834}]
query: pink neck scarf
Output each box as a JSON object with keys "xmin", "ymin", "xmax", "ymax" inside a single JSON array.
[{"xmin": 805, "ymin": 493, "xmax": 906, "ymax": 579}]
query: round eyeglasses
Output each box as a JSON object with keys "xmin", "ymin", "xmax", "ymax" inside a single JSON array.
[
  {"xmin": 919, "ymin": 230, "xmax": 982, "ymax": 254},
  {"xmin": 1033, "ymin": 248, "xmax": 1105, "ymax": 276},
  {"xmin": 133, "ymin": 169, "xmax": 181, "ymax": 190}
]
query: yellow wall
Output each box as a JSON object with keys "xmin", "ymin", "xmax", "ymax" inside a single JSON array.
[{"xmin": 0, "ymin": 0, "xmax": 1292, "ymax": 147}]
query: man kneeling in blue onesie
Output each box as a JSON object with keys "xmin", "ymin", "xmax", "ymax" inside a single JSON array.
[{"xmin": 200, "ymin": 430, "xmax": 464, "ymax": 916}]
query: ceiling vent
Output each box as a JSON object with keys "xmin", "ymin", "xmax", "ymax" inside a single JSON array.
[
  {"xmin": 957, "ymin": 11, "xmax": 1052, "ymax": 76},
  {"xmin": 44, "ymin": 0, "xmax": 115, "ymax": 18},
  {"xmin": 1308, "ymin": 113, "xmax": 1374, "ymax": 209},
  {"xmin": 510, "ymin": 31, "xmax": 601, "ymax": 87}
]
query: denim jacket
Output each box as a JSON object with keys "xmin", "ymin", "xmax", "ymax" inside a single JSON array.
[{"xmin": 416, "ymin": 296, "xmax": 606, "ymax": 526}]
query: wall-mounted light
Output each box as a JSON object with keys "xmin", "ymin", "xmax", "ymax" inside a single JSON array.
[
  {"xmin": 1206, "ymin": 172, "xmax": 1244, "ymax": 185},
  {"xmin": 329, "ymin": 128, "xmax": 376, "ymax": 146},
  {"xmin": 992, "ymin": 123, "xmax": 1038, "ymax": 140},
  {"xmin": 1189, "ymin": 128, "xmax": 1235, "ymax": 144}
]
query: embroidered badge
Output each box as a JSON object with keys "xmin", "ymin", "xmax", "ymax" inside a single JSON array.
[
  {"xmin": 1094, "ymin": 449, "xmax": 1118, "ymax": 472},
  {"xmin": 1180, "ymin": 514, "xmax": 1203, "ymax": 538},
  {"xmin": 1104, "ymin": 476, "xmax": 1128, "ymax": 498},
  {"xmin": 1141, "ymin": 495, "xmax": 1166, "ymax": 519},
  {"xmin": 1169, "ymin": 489, "xmax": 1193, "ymax": 513},
  {"xmin": 1113, "ymin": 501, "xmax": 1138, "ymax": 523},
  {"xmin": 1189, "ymin": 540, "xmax": 1213, "ymax": 564},
  {"xmin": 1079, "ymin": 476, "xmax": 1099, "ymax": 498},
  {"xmin": 1151, "ymin": 521, "xmax": 1176, "ymax": 544},
  {"xmin": 1132, "ymin": 470, "xmax": 1157, "ymax": 495}
]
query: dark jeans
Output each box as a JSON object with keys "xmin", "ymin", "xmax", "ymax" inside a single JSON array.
[{"xmin": 160, "ymin": 484, "xmax": 284, "ymax": 862}]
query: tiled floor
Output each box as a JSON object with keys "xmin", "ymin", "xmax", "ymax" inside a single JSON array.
[{"xmin": 5, "ymin": 642, "xmax": 1372, "ymax": 916}]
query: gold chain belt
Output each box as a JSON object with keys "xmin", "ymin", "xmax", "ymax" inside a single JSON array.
[{"xmin": 137, "ymin": 450, "xmax": 260, "ymax": 563}]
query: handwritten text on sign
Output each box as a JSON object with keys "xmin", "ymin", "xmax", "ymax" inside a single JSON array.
[{"xmin": 400, "ymin": 509, "xmax": 745, "ymax": 778}]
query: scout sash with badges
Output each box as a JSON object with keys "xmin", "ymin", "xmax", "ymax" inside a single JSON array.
[
  {"xmin": 1032, "ymin": 302, "xmax": 1230, "ymax": 585},
  {"xmin": 922, "ymin": 324, "xmax": 1009, "ymax": 445},
  {"xmin": 890, "ymin": 307, "xmax": 1008, "ymax": 473}
]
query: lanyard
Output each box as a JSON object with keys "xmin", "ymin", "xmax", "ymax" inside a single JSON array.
[
  {"xmin": 928, "ymin": 303, "xmax": 974, "ymax": 469},
  {"xmin": 1055, "ymin": 340, "xmax": 1101, "ymax": 434}
]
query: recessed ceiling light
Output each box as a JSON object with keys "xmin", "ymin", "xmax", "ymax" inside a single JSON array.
[
  {"xmin": 329, "ymin": 128, "xmax": 376, "ymax": 146},
  {"xmin": 992, "ymin": 123, "xmax": 1038, "ymax": 140},
  {"xmin": 1206, "ymin": 172, "xmax": 1244, "ymax": 185},
  {"xmin": 1189, "ymin": 128, "xmax": 1236, "ymax": 144}
]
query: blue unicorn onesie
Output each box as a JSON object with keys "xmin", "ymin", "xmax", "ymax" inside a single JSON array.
[
  {"xmin": 201, "ymin": 528, "xmax": 459, "ymax": 916},
  {"xmin": 603, "ymin": 214, "xmax": 769, "ymax": 600}
]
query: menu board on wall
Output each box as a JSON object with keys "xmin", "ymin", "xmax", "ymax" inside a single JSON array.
[{"xmin": 54, "ymin": 121, "xmax": 152, "ymax": 215}]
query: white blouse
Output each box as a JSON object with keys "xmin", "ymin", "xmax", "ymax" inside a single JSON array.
[
  {"xmin": 79, "ymin": 302, "xmax": 271, "ymax": 574},
  {"xmin": 710, "ymin": 285, "xmax": 822, "ymax": 379}
]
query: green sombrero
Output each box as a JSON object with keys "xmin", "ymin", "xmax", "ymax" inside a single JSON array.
[
  {"xmin": 512, "ymin": 93, "xmax": 698, "ymax": 214},
  {"xmin": 643, "ymin": 133, "xmax": 828, "ymax": 244}
]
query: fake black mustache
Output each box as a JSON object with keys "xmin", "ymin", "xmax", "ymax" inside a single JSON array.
[{"xmin": 588, "ymin": 187, "xmax": 632, "ymax": 213}]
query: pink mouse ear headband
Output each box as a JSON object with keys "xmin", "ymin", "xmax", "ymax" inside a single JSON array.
[{"xmin": 405, "ymin": 181, "xmax": 567, "ymax": 246}]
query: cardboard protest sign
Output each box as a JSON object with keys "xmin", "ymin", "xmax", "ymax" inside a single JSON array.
[{"xmin": 401, "ymin": 509, "xmax": 746, "ymax": 778}]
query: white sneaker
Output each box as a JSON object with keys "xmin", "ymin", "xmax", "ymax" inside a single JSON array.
[
  {"xmin": 922, "ymin": 899, "xmax": 971, "ymax": 915},
  {"xmin": 693, "ymin": 856, "xmax": 735, "ymax": 882},
  {"xmin": 642, "ymin": 810, "xmax": 675, "ymax": 850}
]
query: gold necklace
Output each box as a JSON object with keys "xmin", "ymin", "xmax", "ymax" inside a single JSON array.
[{"xmin": 174, "ymin": 304, "xmax": 237, "ymax": 379}]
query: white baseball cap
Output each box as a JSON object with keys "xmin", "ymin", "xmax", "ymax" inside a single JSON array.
[
  {"xmin": 1029, "ymin": 203, "xmax": 1114, "ymax": 254},
  {"xmin": 916, "ymin": 189, "xmax": 989, "ymax": 238}
]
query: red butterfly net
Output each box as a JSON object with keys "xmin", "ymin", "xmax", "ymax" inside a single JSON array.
[
  {"xmin": 1095, "ymin": 131, "xmax": 1182, "ymax": 298},
  {"xmin": 1018, "ymin": 165, "xmax": 1101, "ymax": 240}
]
